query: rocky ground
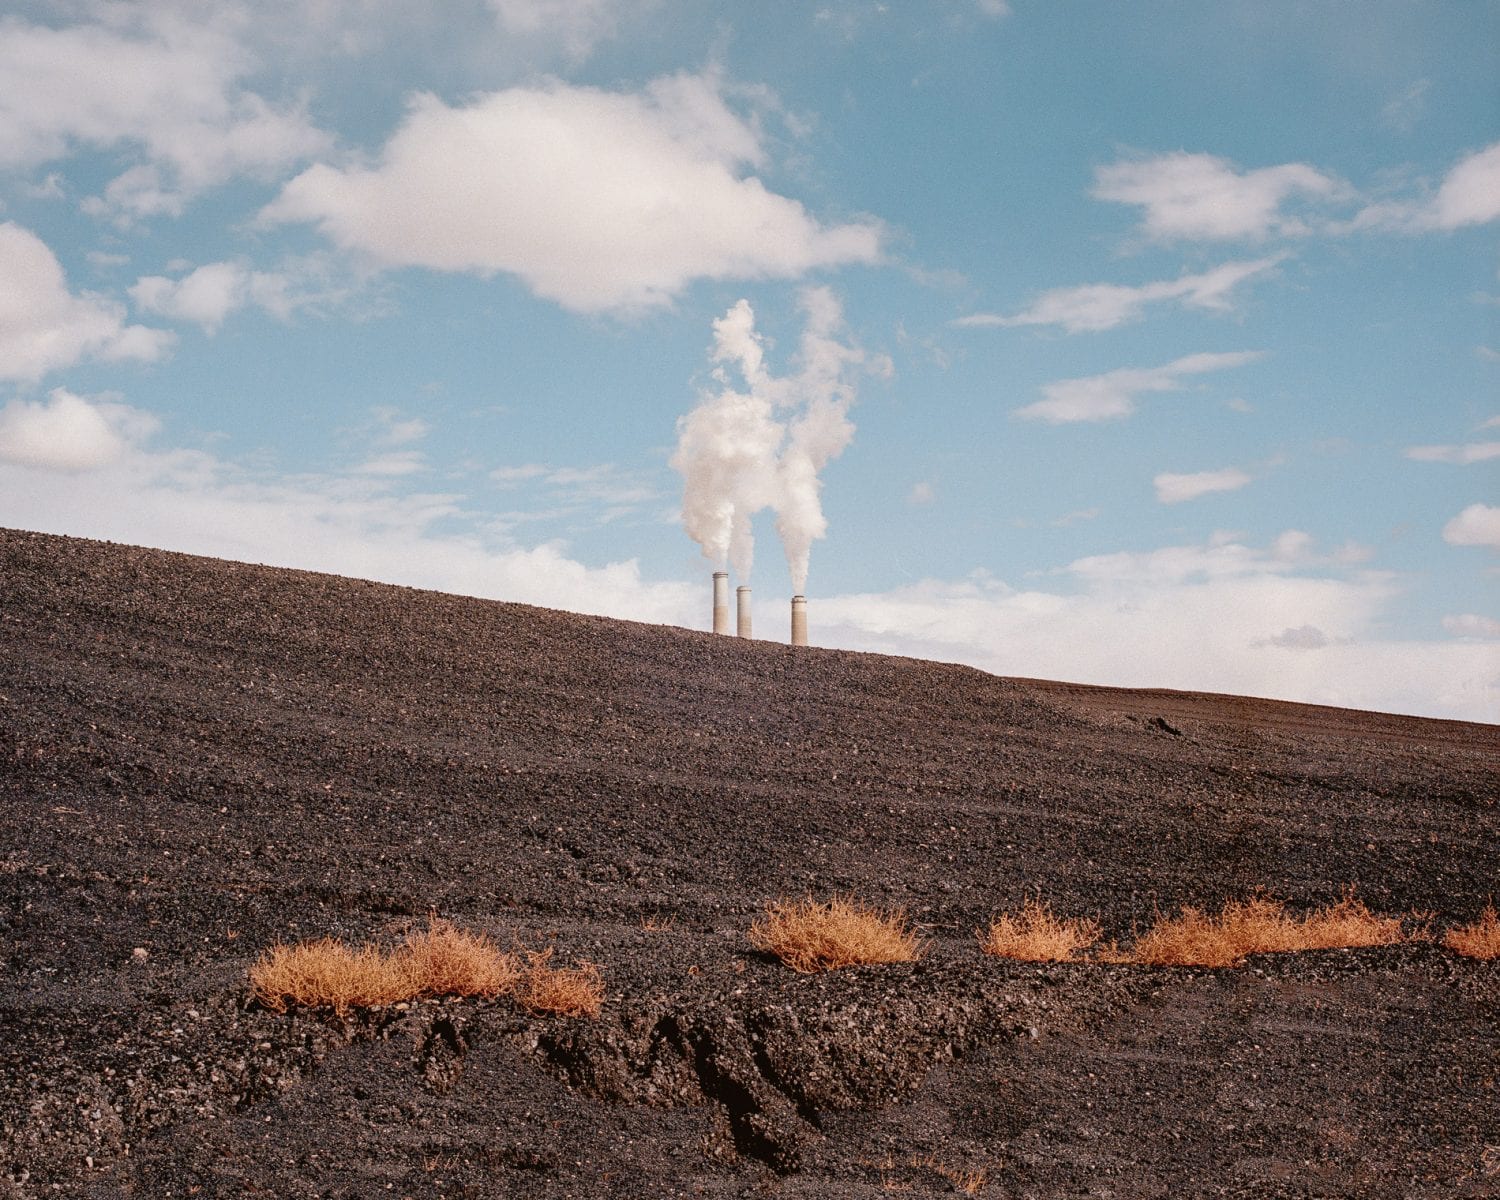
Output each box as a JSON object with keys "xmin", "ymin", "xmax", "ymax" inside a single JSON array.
[{"xmin": 1, "ymin": 527, "xmax": 1496, "ymax": 1199}]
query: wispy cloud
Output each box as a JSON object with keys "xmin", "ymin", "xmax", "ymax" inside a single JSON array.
[
  {"xmin": 1345, "ymin": 140, "xmax": 1500, "ymax": 233},
  {"xmin": 1404, "ymin": 441, "xmax": 1500, "ymax": 465},
  {"xmin": 1093, "ymin": 152, "xmax": 1345, "ymax": 241},
  {"xmin": 1380, "ymin": 79, "xmax": 1430, "ymax": 134},
  {"xmin": 486, "ymin": 0, "xmax": 639, "ymax": 60},
  {"xmin": 130, "ymin": 255, "xmax": 365, "ymax": 332},
  {"xmin": 1015, "ymin": 351, "xmax": 1262, "ymax": 424},
  {"xmin": 955, "ymin": 256, "xmax": 1283, "ymax": 333},
  {"xmin": 1153, "ymin": 466, "xmax": 1254, "ymax": 504},
  {"xmin": 489, "ymin": 462, "xmax": 663, "ymax": 532}
]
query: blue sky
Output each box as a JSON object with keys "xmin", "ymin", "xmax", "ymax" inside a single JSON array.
[{"xmin": 1, "ymin": 0, "xmax": 1496, "ymax": 721}]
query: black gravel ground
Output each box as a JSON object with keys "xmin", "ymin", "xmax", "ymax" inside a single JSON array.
[{"xmin": 2, "ymin": 527, "xmax": 1497, "ymax": 1199}]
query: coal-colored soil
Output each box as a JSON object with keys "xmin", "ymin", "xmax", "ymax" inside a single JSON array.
[{"xmin": 2, "ymin": 527, "xmax": 1497, "ymax": 1199}]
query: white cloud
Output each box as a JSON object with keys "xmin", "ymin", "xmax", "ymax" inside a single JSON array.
[
  {"xmin": 1015, "ymin": 350, "xmax": 1262, "ymax": 424},
  {"xmin": 130, "ymin": 255, "xmax": 367, "ymax": 330},
  {"xmin": 1093, "ymin": 152, "xmax": 1344, "ymax": 241},
  {"xmin": 1404, "ymin": 441, "xmax": 1500, "ymax": 465},
  {"xmin": 1443, "ymin": 503, "xmax": 1500, "ymax": 549},
  {"xmin": 1430, "ymin": 141, "xmax": 1500, "ymax": 230},
  {"xmin": 353, "ymin": 450, "xmax": 426, "ymax": 477},
  {"xmin": 956, "ymin": 256, "xmax": 1283, "ymax": 334},
  {"xmin": 0, "ymin": 13, "xmax": 330, "ymax": 217},
  {"xmin": 130, "ymin": 261, "xmax": 249, "ymax": 332},
  {"xmin": 371, "ymin": 408, "xmax": 429, "ymax": 447},
  {"xmin": 1153, "ymin": 466, "xmax": 1253, "ymax": 504},
  {"xmin": 1346, "ymin": 140, "xmax": 1500, "ymax": 234},
  {"xmin": 907, "ymin": 481, "xmax": 934, "ymax": 505},
  {"xmin": 1444, "ymin": 613, "xmax": 1500, "ymax": 639},
  {"xmin": 0, "ymin": 388, "xmax": 157, "ymax": 471},
  {"xmin": 0, "ymin": 222, "xmax": 174, "ymax": 381},
  {"xmin": 261, "ymin": 72, "xmax": 883, "ymax": 313}
]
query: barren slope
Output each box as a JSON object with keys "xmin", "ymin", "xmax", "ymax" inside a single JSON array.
[{"xmin": 1, "ymin": 528, "xmax": 1496, "ymax": 1198}]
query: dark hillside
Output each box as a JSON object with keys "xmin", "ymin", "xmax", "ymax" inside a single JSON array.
[{"xmin": 2, "ymin": 528, "xmax": 1496, "ymax": 1198}]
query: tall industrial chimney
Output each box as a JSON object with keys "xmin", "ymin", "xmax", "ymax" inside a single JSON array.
[
  {"xmin": 790, "ymin": 594, "xmax": 808, "ymax": 646},
  {"xmin": 737, "ymin": 586, "xmax": 752, "ymax": 638},
  {"xmin": 712, "ymin": 572, "xmax": 730, "ymax": 635}
]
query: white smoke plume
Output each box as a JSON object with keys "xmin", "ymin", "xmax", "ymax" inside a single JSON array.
[{"xmin": 672, "ymin": 288, "xmax": 868, "ymax": 594}]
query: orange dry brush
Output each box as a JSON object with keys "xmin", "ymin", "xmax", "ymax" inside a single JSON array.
[
  {"xmin": 1444, "ymin": 905, "xmax": 1500, "ymax": 960},
  {"xmin": 249, "ymin": 937, "xmax": 414, "ymax": 1016},
  {"xmin": 1126, "ymin": 891, "xmax": 1405, "ymax": 968},
  {"xmin": 249, "ymin": 917, "xmax": 598, "ymax": 1016},
  {"xmin": 981, "ymin": 898, "xmax": 1100, "ymax": 963},
  {"xmin": 749, "ymin": 894, "xmax": 925, "ymax": 973},
  {"xmin": 401, "ymin": 917, "xmax": 522, "ymax": 999},
  {"xmin": 522, "ymin": 949, "xmax": 605, "ymax": 1018}
]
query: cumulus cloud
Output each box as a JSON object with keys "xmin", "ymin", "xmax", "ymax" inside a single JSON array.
[
  {"xmin": 1404, "ymin": 441, "xmax": 1500, "ymax": 465},
  {"xmin": 1429, "ymin": 141, "xmax": 1500, "ymax": 230},
  {"xmin": 1153, "ymin": 466, "xmax": 1253, "ymax": 505},
  {"xmin": 1443, "ymin": 503, "xmax": 1500, "ymax": 549},
  {"xmin": 261, "ymin": 72, "xmax": 882, "ymax": 313},
  {"xmin": 1444, "ymin": 613, "xmax": 1500, "ymax": 639},
  {"xmin": 0, "ymin": 222, "xmax": 174, "ymax": 381},
  {"xmin": 0, "ymin": 12, "xmax": 330, "ymax": 217},
  {"xmin": 0, "ymin": 388, "xmax": 156, "ymax": 471},
  {"xmin": 955, "ymin": 256, "xmax": 1283, "ymax": 334},
  {"xmin": 1015, "ymin": 350, "xmax": 1262, "ymax": 424},
  {"xmin": 1093, "ymin": 152, "xmax": 1345, "ymax": 241}
]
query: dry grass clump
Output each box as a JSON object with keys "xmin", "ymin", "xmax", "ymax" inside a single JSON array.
[
  {"xmin": 1444, "ymin": 905, "xmax": 1500, "ymax": 960},
  {"xmin": 249, "ymin": 937, "xmax": 414, "ymax": 1016},
  {"xmin": 749, "ymin": 894, "xmax": 925, "ymax": 973},
  {"xmin": 250, "ymin": 918, "xmax": 601, "ymax": 1017},
  {"xmin": 981, "ymin": 898, "xmax": 1101, "ymax": 963},
  {"xmin": 402, "ymin": 917, "xmax": 521, "ymax": 999},
  {"xmin": 522, "ymin": 949, "xmax": 605, "ymax": 1017},
  {"xmin": 1128, "ymin": 891, "xmax": 1405, "ymax": 968}
]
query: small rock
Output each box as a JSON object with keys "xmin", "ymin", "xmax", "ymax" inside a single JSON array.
[{"xmin": 131, "ymin": 947, "xmax": 148, "ymax": 963}]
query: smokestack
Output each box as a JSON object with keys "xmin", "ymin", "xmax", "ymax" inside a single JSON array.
[
  {"xmin": 737, "ymin": 586, "xmax": 752, "ymax": 638},
  {"xmin": 790, "ymin": 595, "xmax": 808, "ymax": 646},
  {"xmin": 712, "ymin": 572, "xmax": 730, "ymax": 635}
]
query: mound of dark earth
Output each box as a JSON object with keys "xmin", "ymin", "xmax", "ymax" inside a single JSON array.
[{"xmin": 2, "ymin": 527, "xmax": 1496, "ymax": 1199}]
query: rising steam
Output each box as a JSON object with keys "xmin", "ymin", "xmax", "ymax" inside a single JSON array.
[{"xmin": 672, "ymin": 288, "xmax": 870, "ymax": 593}]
